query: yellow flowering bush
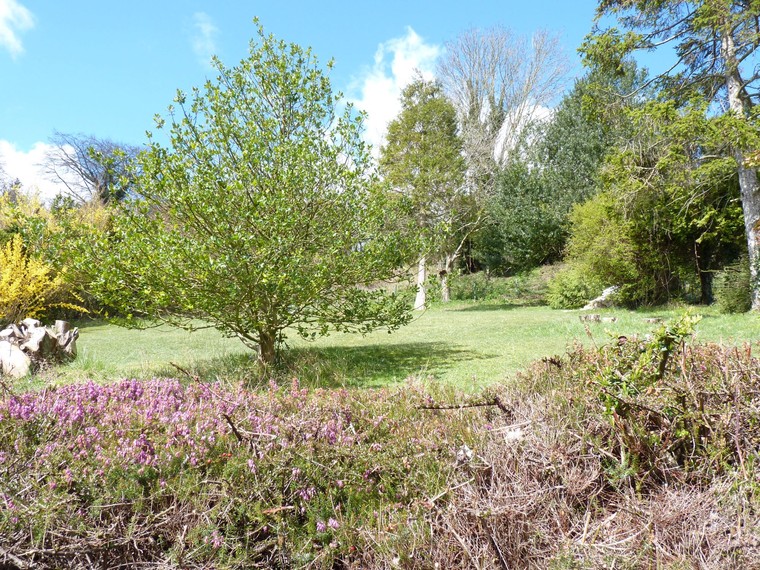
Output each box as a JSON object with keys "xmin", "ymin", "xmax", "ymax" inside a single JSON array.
[{"xmin": 0, "ymin": 235, "xmax": 84, "ymax": 324}]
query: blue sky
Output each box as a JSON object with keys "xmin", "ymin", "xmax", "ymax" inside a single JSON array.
[{"xmin": 0, "ymin": 0, "xmax": 602, "ymax": 198}]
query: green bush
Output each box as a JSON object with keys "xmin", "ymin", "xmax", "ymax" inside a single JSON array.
[
  {"xmin": 714, "ymin": 256, "xmax": 752, "ymax": 313},
  {"xmin": 546, "ymin": 264, "xmax": 602, "ymax": 309},
  {"xmin": 563, "ymin": 192, "xmax": 662, "ymax": 307},
  {"xmin": 449, "ymin": 272, "xmax": 509, "ymax": 301},
  {"xmin": 428, "ymin": 268, "xmax": 553, "ymax": 305}
]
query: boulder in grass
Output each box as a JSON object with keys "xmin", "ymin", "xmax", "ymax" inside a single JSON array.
[{"xmin": 583, "ymin": 286, "xmax": 620, "ymax": 310}]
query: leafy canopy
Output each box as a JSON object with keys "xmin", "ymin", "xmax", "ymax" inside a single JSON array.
[
  {"xmin": 72, "ymin": 24, "xmax": 416, "ymax": 365},
  {"xmin": 379, "ymin": 77, "xmax": 468, "ymax": 253}
]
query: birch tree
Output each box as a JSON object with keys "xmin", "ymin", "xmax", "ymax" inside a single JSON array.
[{"xmin": 437, "ymin": 26, "xmax": 569, "ymax": 199}]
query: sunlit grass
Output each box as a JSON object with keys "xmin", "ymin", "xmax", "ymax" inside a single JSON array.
[{"xmin": 28, "ymin": 302, "xmax": 760, "ymax": 391}]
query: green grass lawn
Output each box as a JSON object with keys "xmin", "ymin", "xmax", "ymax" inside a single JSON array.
[{"xmin": 25, "ymin": 302, "xmax": 760, "ymax": 391}]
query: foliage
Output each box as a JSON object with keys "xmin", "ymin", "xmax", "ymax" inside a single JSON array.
[
  {"xmin": 582, "ymin": 0, "xmax": 760, "ymax": 308},
  {"xmin": 714, "ymin": 255, "xmax": 752, "ymax": 313},
  {"xmin": 379, "ymin": 77, "xmax": 467, "ymax": 239},
  {"xmin": 562, "ymin": 191, "xmax": 646, "ymax": 305},
  {"xmin": 0, "ymin": 235, "xmax": 84, "ymax": 324},
  {"xmin": 546, "ymin": 264, "xmax": 603, "ymax": 309},
  {"xmin": 485, "ymin": 160, "xmax": 569, "ymax": 270},
  {"xmin": 0, "ymin": 377, "xmax": 483, "ymax": 568},
  {"xmin": 0, "ymin": 186, "xmax": 111, "ymax": 318},
  {"xmin": 560, "ymin": 101, "xmax": 746, "ymax": 306},
  {"xmin": 475, "ymin": 63, "xmax": 645, "ymax": 273},
  {"xmin": 379, "ymin": 76, "xmax": 469, "ymax": 303},
  {"xmin": 70, "ymin": 25, "xmax": 416, "ymax": 365},
  {"xmin": 0, "ymin": 189, "xmax": 54, "ymax": 253},
  {"xmin": 582, "ymin": 0, "xmax": 760, "ymax": 103}
]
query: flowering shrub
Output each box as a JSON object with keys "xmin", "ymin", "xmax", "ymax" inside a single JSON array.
[
  {"xmin": 0, "ymin": 234, "xmax": 85, "ymax": 324},
  {"xmin": 0, "ymin": 377, "xmax": 483, "ymax": 568}
]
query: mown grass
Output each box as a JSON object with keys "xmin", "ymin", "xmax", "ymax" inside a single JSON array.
[{"xmin": 25, "ymin": 301, "xmax": 760, "ymax": 391}]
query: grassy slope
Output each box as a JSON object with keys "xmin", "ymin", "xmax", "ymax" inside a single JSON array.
[{"xmin": 26, "ymin": 302, "xmax": 759, "ymax": 391}]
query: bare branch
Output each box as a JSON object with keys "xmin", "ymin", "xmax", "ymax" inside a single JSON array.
[
  {"xmin": 437, "ymin": 26, "xmax": 569, "ymax": 191},
  {"xmin": 40, "ymin": 131, "xmax": 140, "ymax": 204}
]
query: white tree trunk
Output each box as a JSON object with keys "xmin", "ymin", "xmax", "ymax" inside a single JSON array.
[
  {"xmin": 723, "ymin": 32, "xmax": 760, "ymax": 309},
  {"xmin": 440, "ymin": 253, "xmax": 455, "ymax": 303},
  {"xmin": 414, "ymin": 256, "xmax": 427, "ymax": 310}
]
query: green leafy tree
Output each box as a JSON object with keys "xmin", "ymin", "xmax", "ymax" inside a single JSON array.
[
  {"xmin": 562, "ymin": 101, "xmax": 745, "ymax": 306},
  {"xmin": 476, "ymin": 64, "xmax": 644, "ymax": 272},
  {"xmin": 582, "ymin": 0, "xmax": 760, "ymax": 307},
  {"xmin": 71, "ymin": 25, "xmax": 415, "ymax": 365},
  {"xmin": 379, "ymin": 77, "xmax": 468, "ymax": 306}
]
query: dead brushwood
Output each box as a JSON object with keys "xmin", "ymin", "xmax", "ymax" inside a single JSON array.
[{"xmin": 427, "ymin": 339, "xmax": 760, "ymax": 569}]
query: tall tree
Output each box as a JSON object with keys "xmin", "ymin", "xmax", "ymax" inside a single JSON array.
[
  {"xmin": 562, "ymin": 101, "xmax": 745, "ymax": 306},
  {"xmin": 437, "ymin": 26, "xmax": 568, "ymax": 199},
  {"xmin": 582, "ymin": 0, "xmax": 760, "ymax": 307},
  {"xmin": 70, "ymin": 25, "xmax": 415, "ymax": 366},
  {"xmin": 42, "ymin": 131, "xmax": 140, "ymax": 204},
  {"xmin": 379, "ymin": 77, "xmax": 468, "ymax": 307},
  {"xmin": 474, "ymin": 63, "xmax": 647, "ymax": 273}
]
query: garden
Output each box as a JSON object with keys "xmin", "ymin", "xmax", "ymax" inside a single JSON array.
[{"xmin": 2, "ymin": 6, "xmax": 760, "ymax": 568}]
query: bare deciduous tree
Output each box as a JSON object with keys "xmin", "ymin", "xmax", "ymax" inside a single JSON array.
[
  {"xmin": 437, "ymin": 27, "xmax": 569, "ymax": 195},
  {"xmin": 42, "ymin": 131, "xmax": 140, "ymax": 204}
]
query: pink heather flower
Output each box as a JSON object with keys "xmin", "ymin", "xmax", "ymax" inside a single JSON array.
[
  {"xmin": 335, "ymin": 479, "xmax": 344, "ymax": 488},
  {"xmin": 3, "ymin": 495, "xmax": 16, "ymax": 511},
  {"xmin": 316, "ymin": 520, "xmax": 327, "ymax": 532},
  {"xmin": 328, "ymin": 518, "xmax": 340, "ymax": 530},
  {"xmin": 247, "ymin": 458, "xmax": 257, "ymax": 474}
]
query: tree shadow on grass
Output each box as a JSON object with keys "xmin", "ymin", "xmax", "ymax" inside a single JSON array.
[
  {"xmin": 150, "ymin": 341, "xmax": 494, "ymax": 390},
  {"xmin": 283, "ymin": 342, "xmax": 493, "ymax": 389}
]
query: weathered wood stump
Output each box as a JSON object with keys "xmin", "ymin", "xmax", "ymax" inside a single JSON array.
[{"xmin": 0, "ymin": 319, "xmax": 79, "ymax": 378}]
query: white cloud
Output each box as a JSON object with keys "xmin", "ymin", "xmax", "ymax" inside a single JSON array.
[
  {"xmin": 0, "ymin": 140, "xmax": 68, "ymax": 202},
  {"xmin": 192, "ymin": 11, "xmax": 218, "ymax": 68},
  {"xmin": 0, "ymin": 0, "xmax": 34, "ymax": 58},
  {"xmin": 349, "ymin": 27, "xmax": 441, "ymax": 156}
]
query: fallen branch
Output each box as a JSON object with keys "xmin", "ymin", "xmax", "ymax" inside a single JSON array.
[
  {"xmin": 222, "ymin": 413, "xmax": 245, "ymax": 444},
  {"xmin": 418, "ymin": 396, "xmax": 512, "ymax": 415}
]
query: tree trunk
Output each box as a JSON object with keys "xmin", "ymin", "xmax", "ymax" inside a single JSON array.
[
  {"xmin": 695, "ymin": 242, "xmax": 714, "ymax": 305},
  {"xmin": 699, "ymin": 269, "xmax": 714, "ymax": 305},
  {"xmin": 439, "ymin": 253, "xmax": 455, "ymax": 303},
  {"xmin": 723, "ymin": 32, "xmax": 760, "ymax": 310},
  {"xmin": 414, "ymin": 256, "xmax": 427, "ymax": 310},
  {"xmin": 258, "ymin": 329, "xmax": 277, "ymax": 367}
]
